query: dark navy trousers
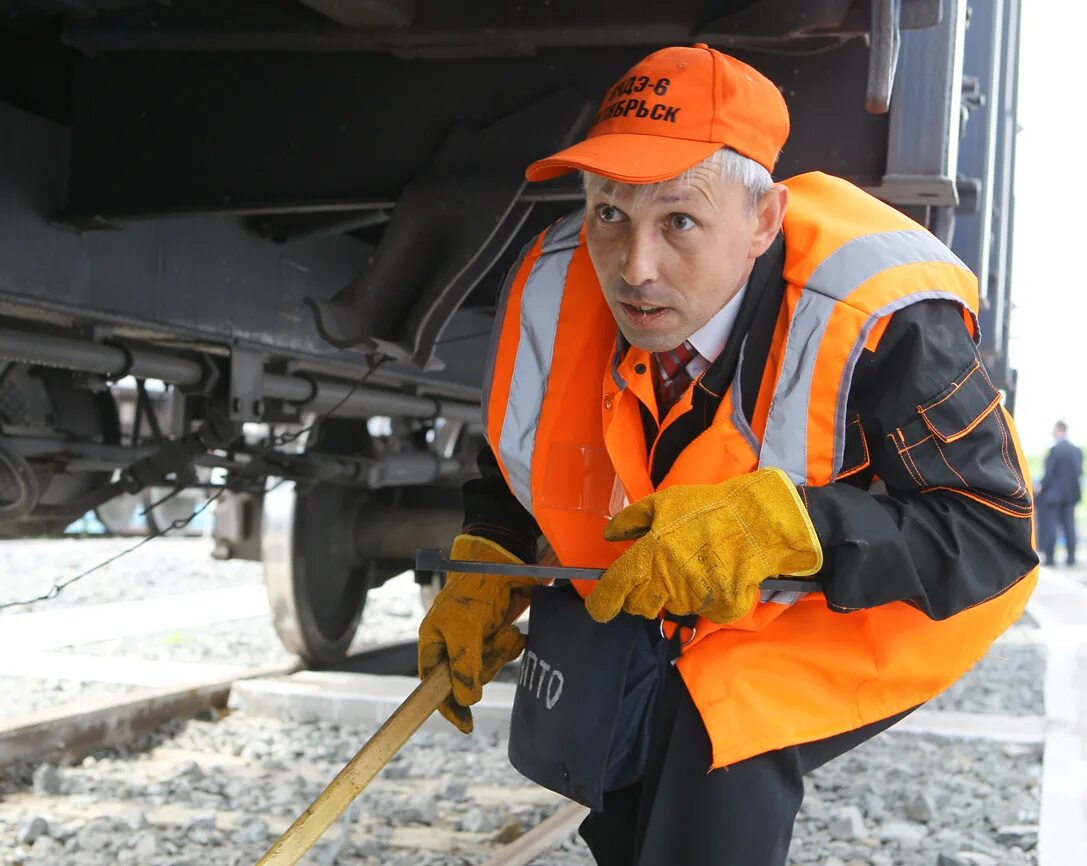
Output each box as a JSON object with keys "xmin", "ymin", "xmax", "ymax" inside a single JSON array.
[
  {"xmin": 1038, "ymin": 501, "xmax": 1078, "ymax": 565},
  {"xmin": 578, "ymin": 669, "xmax": 912, "ymax": 866}
]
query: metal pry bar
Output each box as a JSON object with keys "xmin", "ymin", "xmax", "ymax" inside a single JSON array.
[
  {"xmin": 414, "ymin": 549, "xmax": 821, "ymax": 594},
  {"xmin": 415, "ymin": 548, "xmax": 607, "ymax": 583}
]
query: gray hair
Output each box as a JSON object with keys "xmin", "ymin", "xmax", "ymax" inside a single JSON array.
[{"xmin": 581, "ymin": 147, "xmax": 774, "ymax": 214}]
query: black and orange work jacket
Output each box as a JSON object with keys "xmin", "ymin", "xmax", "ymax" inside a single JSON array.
[{"xmin": 466, "ymin": 172, "xmax": 1038, "ymax": 769}]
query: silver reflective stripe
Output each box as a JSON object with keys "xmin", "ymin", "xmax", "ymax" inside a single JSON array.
[
  {"xmin": 482, "ymin": 241, "xmax": 533, "ymax": 429},
  {"xmin": 761, "ymin": 229, "xmax": 974, "ymax": 484},
  {"xmin": 759, "ymin": 291, "xmax": 836, "ymax": 483},
  {"xmin": 758, "ymin": 291, "xmax": 832, "ymax": 603},
  {"xmin": 830, "ymin": 291, "xmax": 973, "ymax": 479},
  {"xmin": 756, "ymin": 231, "xmax": 973, "ymax": 608},
  {"xmin": 541, "ymin": 208, "xmax": 584, "ymax": 253},
  {"xmin": 807, "ymin": 229, "xmax": 969, "ymax": 301},
  {"xmin": 729, "ymin": 336, "xmax": 761, "ymax": 455},
  {"xmin": 497, "ymin": 211, "xmax": 584, "ymax": 513}
]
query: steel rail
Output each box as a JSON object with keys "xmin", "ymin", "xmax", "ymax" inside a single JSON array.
[{"xmin": 0, "ymin": 640, "xmax": 417, "ymax": 766}]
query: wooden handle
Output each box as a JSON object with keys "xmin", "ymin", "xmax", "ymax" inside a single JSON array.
[
  {"xmin": 254, "ymin": 663, "xmax": 453, "ymax": 865},
  {"xmin": 254, "ymin": 544, "xmax": 552, "ymax": 865}
]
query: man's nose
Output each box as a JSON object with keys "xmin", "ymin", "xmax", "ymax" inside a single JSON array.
[{"xmin": 620, "ymin": 229, "xmax": 660, "ymax": 286}]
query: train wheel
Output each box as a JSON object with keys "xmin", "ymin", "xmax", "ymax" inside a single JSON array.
[{"xmin": 261, "ymin": 479, "xmax": 371, "ymax": 666}]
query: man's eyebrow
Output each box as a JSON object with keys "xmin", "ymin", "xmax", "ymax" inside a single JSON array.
[{"xmin": 654, "ymin": 191, "xmax": 697, "ymax": 204}]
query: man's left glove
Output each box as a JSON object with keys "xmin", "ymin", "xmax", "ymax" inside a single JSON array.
[
  {"xmin": 586, "ymin": 467, "xmax": 823, "ymax": 625},
  {"xmin": 418, "ymin": 534, "xmax": 534, "ymax": 734}
]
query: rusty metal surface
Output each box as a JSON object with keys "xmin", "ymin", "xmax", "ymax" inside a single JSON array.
[{"xmin": 0, "ymin": 660, "xmax": 298, "ymax": 766}]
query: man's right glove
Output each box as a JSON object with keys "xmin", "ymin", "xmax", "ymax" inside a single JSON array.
[
  {"xmin": 586, "ymin": 467, "xmax": 822, "ymax": 625},
  {"xmin": 418, "ymin": 533, "xmax": 534, "ymax": 733}
]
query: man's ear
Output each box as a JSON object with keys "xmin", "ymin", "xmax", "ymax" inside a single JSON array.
[{"xmin": 749, "ymin": 185, "xmax": 788, "ymax": 258}]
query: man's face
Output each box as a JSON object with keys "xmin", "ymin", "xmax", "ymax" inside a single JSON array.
[{"xmin": 584, "ymin": 164, "xmax": 773, "ymax": 353}]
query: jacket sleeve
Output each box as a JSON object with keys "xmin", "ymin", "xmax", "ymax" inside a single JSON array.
[
  {"xmin": 460, "ymin": 445, "xmax": 542, "ymax": 564},
  {"xmin": 802, "ymin": 299, "xmax": 1038, "ymax": 620}
]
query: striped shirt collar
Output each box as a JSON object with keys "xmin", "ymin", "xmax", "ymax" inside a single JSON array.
[{"xmin": 687, "ymin": 280, "xmax": 749, "ymax": 366}]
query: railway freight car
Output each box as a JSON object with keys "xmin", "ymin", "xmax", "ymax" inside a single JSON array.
[{"xmin": 0, "ymin": 0, "xmax": 1021, "ymax": 663}]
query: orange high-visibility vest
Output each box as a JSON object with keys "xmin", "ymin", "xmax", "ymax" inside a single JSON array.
[{"xmin": 484, "ymin": 172, "xmax": 1037, "ymax": 769}]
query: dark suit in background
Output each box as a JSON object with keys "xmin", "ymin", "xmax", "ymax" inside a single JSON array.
[{"xmin": 1037, "ymin": 438, "xmax": 1083, "ymax": 565}]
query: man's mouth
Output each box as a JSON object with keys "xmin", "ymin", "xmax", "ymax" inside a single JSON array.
[{"xmin": 620, "ymin": 302, "xmax": 671, "ymax": 324}]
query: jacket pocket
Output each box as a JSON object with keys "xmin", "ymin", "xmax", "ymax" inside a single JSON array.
[
  {"xmin": 917, "ymin": 360, "xmax": 1001, "ymax": 443},
  {"xmin": 836, "ymin": 415, "xmax": 871, "ymax": 480},
  {"xmin": 884, "ymin": 360, "xmax": 1030, "ymax": 515}
]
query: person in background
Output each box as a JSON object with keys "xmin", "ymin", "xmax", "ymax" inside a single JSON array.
[{"xmin": 1037, "ymin": 420, "xmax": 1083, "ymax": 566}]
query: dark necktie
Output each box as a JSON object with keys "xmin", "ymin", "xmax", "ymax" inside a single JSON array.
[{"xmin": 654, "ymin": 340, "xmax": 700, "ymax": 417}]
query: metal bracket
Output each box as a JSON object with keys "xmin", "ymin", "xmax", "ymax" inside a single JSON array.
[
  {"xmin": 229, "ymin": 347, "xmax": 265, "ymax": 422},
  {"xmin": 305, "ymin": 88, "xmax": 593, "ymax": 370},
  {"xmin": 414, "ymin": 549, "xmax": 823, "ymax": 593},
  {"xmin": 19, "ymin": 433, "xmax": 206, "ymax": 522},
  {"xmin": 867, "ymin": 0, "xmax": 903, "ymax": 113},
  {"xmin": 124, "ymin": 436, "xmax": 201, "ymax": 490},
  {"xmin": 954, "ymin": 176, "xmax": 980, "ymax": 215},
  {"xmin": 865, "ymin": 173, "xmax": 959, "ymax": 206}
]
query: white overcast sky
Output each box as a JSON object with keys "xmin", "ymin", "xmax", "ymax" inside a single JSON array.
[{"xmin": 1007, "ymin": 3, "xmax": 1086, "ymax": 454}]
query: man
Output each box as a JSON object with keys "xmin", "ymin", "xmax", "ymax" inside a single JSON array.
[
  {"xmin": 419, "ymin": 45, "xmax": 1038, "ymax": 864},
  {"xmin": 1037, "ymin": 420, "xmax": 1082, "ymax": 566}
]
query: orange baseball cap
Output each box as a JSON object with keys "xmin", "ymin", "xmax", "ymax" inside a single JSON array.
[{"xmin": 525, "ymin": 44, "xmax": 789, "ymax": 184}]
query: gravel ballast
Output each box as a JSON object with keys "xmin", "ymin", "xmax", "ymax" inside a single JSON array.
[
  {"xmin": 0, "ymin": 712, "xmax": 1041, "ymax": 866},
  {"xmin": 926, "ymin": 642, "xmax": 1045, "ymax": 717},
  {"xmin": 0, "ymin": 538, "xmax": 1053, "ymax": 864},
  {"xmin": 51, "ymin": 617, "xmax": 299, "ymax": 670},
  {"xmin": 0, "ymin": 537, "xmax": 262, "ymax": 614},
  {"xmin": 0, "ymin": 677, "xmax": 141, "ymax": 718}
]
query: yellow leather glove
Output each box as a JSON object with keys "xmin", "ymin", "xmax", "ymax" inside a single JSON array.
[
  {"xmin": 586, "ymin": 467, "xmax": 823, "ymax": 625},
  {"xmin": 418, "ymin": 533, "xmax": 534, "ymax": 733}
]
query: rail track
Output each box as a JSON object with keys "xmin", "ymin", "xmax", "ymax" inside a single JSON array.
[
  {"xmin": 0, "ymin": 640, "xmax": 427, "ymax": 767},
  {"xmin": 0, "ymin": 633, "xmax": 590, "ymax": 866},
  {"xmin": 1, "ymin": 553, "xmax": 1085, "ymax": 866}
]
